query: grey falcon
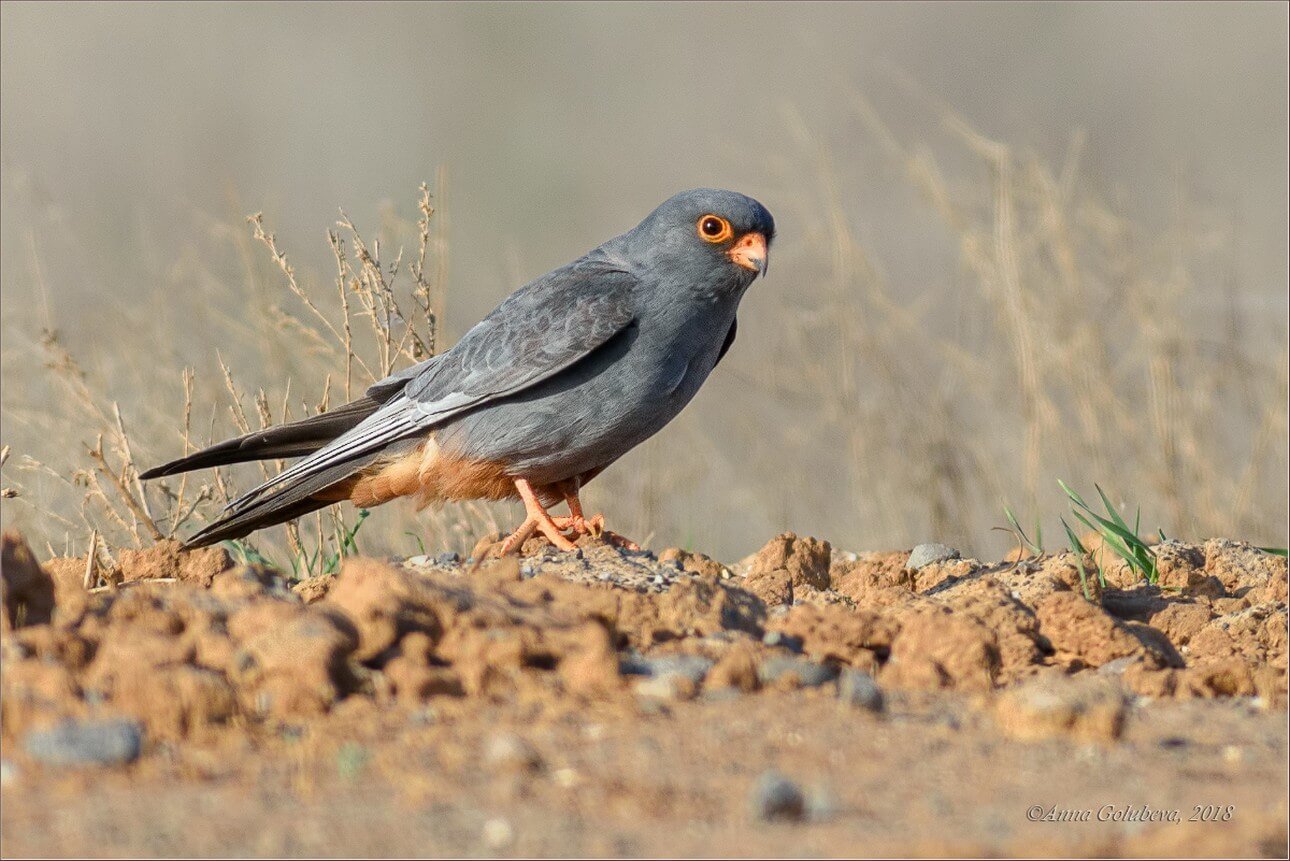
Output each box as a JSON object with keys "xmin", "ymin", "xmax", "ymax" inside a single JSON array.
[{"xmin": 142, "ymin": 188, "xmax": 775, "ymax": 556}]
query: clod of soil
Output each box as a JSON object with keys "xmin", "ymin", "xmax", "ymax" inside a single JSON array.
[
  {"xmin": 994, "ymin": 676, "xmax": 1128, "ymax": 742},
  {"xmin": 746, "ymin": 532, "xmax": 832, "ymax": 590},
  {"xmin": 1, "ymin": 533, "xmax": 55, "ymax": 630}
]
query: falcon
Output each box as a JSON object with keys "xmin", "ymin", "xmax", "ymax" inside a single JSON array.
[{"xmin": 142, "ymin": 189, "xmax": 774, "ymax": 556}]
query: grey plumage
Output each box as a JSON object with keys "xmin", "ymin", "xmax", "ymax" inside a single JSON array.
[{"xmin": 146, "ymin": 188, "xmax": 774, "ymax": 548}]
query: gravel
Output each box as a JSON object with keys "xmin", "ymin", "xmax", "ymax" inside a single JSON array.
[{"xmin": 23, "ymin": 719, "xmax": 143, "ymax": 767}]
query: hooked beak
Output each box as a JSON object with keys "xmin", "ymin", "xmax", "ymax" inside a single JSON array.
[{"xmin": 728, "ymin": 231, "xmax": 768, "ymax": 276}]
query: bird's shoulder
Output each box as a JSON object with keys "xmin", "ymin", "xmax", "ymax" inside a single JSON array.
[{"xmin": 369, "ymin": 255, "xmax": 639, "ymax": 406}]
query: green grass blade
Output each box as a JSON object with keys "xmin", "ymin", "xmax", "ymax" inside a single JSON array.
[
  {"xmin": 1094, "ymin": 483, "xmax": 1133, "ymax": 535},
  {"xmin": 1258, "ymin": 546, "xmax": 1288, "ymax": 558},
  {"xmin": 1060, "ymin": 516, "xmax": 1093, "ymax": 600},
  {"xmin": 1070, "ymin": 509, "xmax": 1131, "ymax": 560},
  {"xmin": 1058, "ymin": 479, "xmax": 1092, "ymax": 512},
  {"xmin": 1003, "ymin": 505, "xmax": 1041, "ymax": 555},
  {"xmin": 405, "ymin": 531, "xmax": 427, "ymax": 556}
]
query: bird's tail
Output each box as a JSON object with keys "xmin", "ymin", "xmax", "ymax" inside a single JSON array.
[
  {"xmin": 140, "ymin": 395, "xmax": 385, "ymax": 549},
  {"xmin": 140, "ymin": 396, "xmax": 381, "ymax": 479},
  {"xmin": 178, "ymin": 451, "xmax": 382, "ymax": 548}
]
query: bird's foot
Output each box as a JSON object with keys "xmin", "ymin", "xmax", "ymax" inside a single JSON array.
[
  {"xmin": 471, "ymin": 477, "xmax": 579, "ymax": 565},
  {"xmin": 497, "ymin": 513, "xmax": 577, "ymax": 557},
  {"xmin": 551, "ymin": 513, "xmax": 640, "ymax": 551},
  {"xmin": 551, "ymin": 512, "xmax": 602, "ymax": 536}
]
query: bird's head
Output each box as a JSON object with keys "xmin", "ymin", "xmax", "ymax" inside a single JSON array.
[{"xmin": 614, "ymin": 188, "xmax": 775, "ymax": 295}]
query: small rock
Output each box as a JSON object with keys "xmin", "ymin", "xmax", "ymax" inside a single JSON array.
[
  {"xmin": 636, "ymin": 673, "xmax": 699, "ymax": 701},
  {"xmin": 906, "ymin": 543, "xmax": 960, "ymax": 571},
  {"xmin": 24, "ymin": 719, "xmax": 143, "ymax": 767},
  {"xmin": 750, "ymin": 770, "xmax": 807, "ymax": 822},
  {"xmin": 618, "ymin": 652, "xmax": 651, "ymax": 676},
  {"xmin": 758, "ymin": 657, "xmax": 838, "ymax": 688},
  {"xmin": 806, "ymin": 786, "xmax": 840, "ymax": 821},
  {"xmin": 1097, "ymin": 656, "xmax": 1142, "ymax": 676},
  {"xmin": 633, "ymin": 652, "xmax": 713, "ymax": 700},
  {"xmin": 762, "ymin": 631, "xmax": 804, "ymax": 653},
  {"xmin": 643, "ymin": 655, "xmax": 714, "ymax": 684},
  {"xmin": 405, "ymin": 554, "xmax": 431, "ymax": 567},
  {"xmin": 335, "ymin": 742, "xmax": 370, "ymax": 780},
  {"xmin": 483, "ymin": 733, "xmax": 542, "ymax": 773},
  {"xmin": 435, "ymin": 551, "xmax": 460, "ymax": 566},
  {"xmin": 837, "ymin": 669, "xmax": 885, "ymax": 712},
  {"xmin": 482, "ymin": 818, "xmax": 514, "ymax": 849}
]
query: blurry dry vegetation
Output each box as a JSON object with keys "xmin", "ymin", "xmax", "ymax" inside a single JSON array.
[{"xmin": 1, "ymin": 99, "xmax": 1286, "ymax": 568}]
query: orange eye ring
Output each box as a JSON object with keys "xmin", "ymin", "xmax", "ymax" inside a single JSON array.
[{"xmin": 697, "ymin": 214, "xmax": 733, "ymax": 243}]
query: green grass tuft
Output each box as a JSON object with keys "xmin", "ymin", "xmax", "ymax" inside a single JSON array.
[{"xmin": 1059, "ymin": 480, "xmax": 1159, "ymax": 585}]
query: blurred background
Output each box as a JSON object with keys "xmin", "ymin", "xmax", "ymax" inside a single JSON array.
[{"xmin": 2, "ymin": 1, "xmax": 1286, "ymax": 564}]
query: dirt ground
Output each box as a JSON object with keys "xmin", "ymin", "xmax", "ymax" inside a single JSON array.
[{"xmin": 1, "ymin": 530, "xmax": 1286, "ymax": 857}]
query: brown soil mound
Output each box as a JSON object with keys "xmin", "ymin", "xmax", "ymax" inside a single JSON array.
[{"xmin": 2, "ymin": 531, "xmax": 1286, "ymax": 857}]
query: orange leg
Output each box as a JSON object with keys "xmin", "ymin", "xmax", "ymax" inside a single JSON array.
[
  {"xmin": 496, "ymin": 477, "xmax": 578, "ymax": 556},
  {"xmin": 550, "ymin": 480, "xmax": 639, "ymax": 551}
]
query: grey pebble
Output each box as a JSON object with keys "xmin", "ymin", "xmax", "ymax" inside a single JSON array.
[
  {"xmin": 761, "ymin": 631, "xmax": 805, "ymax": 653},
  {"xmin": 618, "ymin": 652, "xmax": 652, "ymax": 676},
  {"xmin": 1097, "ymin": 656, "xmax": 1140, "ymax": 675},
  {"xmin": 633, "ymin": 655, "xmax": 715, "ymax": 700},
  {"xmin": 435, "ymin": 551, "xmax": 461, "ymax": 566},
  {"xmin": 906, "ymin": 543, "xmax": 961, "ymax": 570},
  {"xmin": 24, "ymin": 719, "xmax": 143, "ymax": 767},
  {"xmin": 750, "ymin": 770, "xmax": 807, "ymax": 822},
  {"xmin": 837, "ymin": 669, "xmax": 885, "ymax": 712},
  {"xmin": 644, "ymin": 655, "xmax": 714, "ymax": 684},
  {"xmin": 758, "ymin": 657, "xmax": 837, "ymax": 688}
]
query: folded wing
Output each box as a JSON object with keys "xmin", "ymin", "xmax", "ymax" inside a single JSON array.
[{"xmin": 182, "ymin": 259, "xmax": 638, "ymax": 546}]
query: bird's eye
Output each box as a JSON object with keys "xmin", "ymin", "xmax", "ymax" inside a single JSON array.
[{"xmin": 697, "ymin": 214, "xmax": 733, "ymax": 243}]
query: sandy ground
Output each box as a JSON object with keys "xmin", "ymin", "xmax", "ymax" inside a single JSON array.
[{"xmin": 1, "ymin": 531, "xmax": 1286, "ymax": 857}]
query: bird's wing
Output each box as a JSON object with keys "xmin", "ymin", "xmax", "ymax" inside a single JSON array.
[
  {"xmin": 715, "ymin": 317, "xmax": 737, "ymax": 367},
  {"xmin": 225, "ymin": 259, "xmax": 638, "ymax": 512}
]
